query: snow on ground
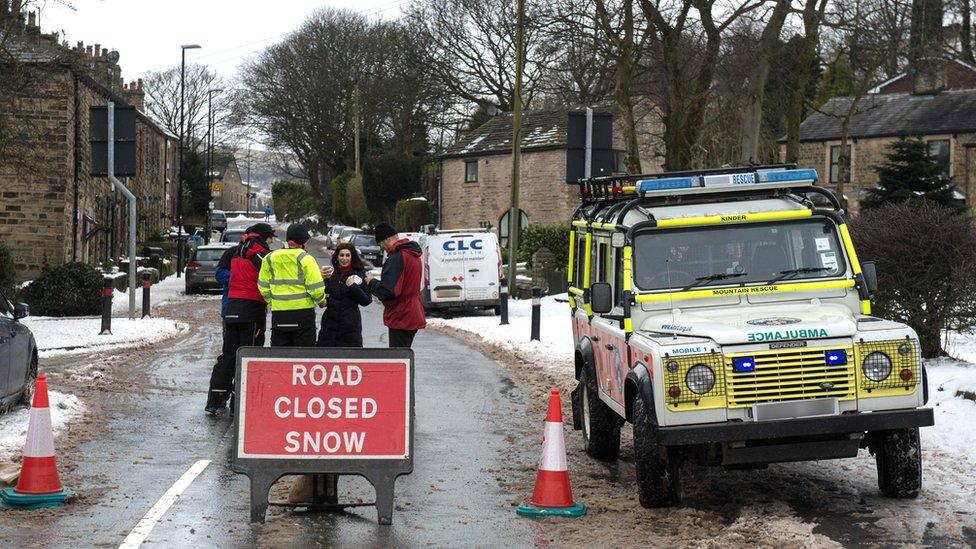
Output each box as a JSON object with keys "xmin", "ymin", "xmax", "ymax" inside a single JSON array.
[
  {"xmin": 111, "ymin": 271, "xmax": 213, "ymax": 314},
  {"xmin": 0, "ymin": 391, "xmax": 84, "ymax": 461},
  {"xmin": 426, "ymin": 293, "xmax": 574, "ymax": 374},
  {"xmin": 922, "ymin": 332, "xmax": 976, "ymax": 467},
  {"xmin": 23, "ymin": 316, "xmax": 189, "ymax": 358}
]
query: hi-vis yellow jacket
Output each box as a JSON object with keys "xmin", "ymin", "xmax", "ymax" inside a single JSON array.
[{"xmin": 258, "ymin": 247, "xmax": 326, "ymax": 311}]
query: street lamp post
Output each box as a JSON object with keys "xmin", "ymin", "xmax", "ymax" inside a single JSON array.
[
  {"xmin": 205, "ymin": 87, "xmax": 223, "ymax": 244},
  {"xmin": 176, "ymin": 43, "xmax": 201, "ymax": 278}
]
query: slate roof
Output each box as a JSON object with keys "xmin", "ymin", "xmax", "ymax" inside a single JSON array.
[
  {"xmin": 442, "ymin": 109, "xmax": 574, "ymax": 158},
  {"xmin": 793, "ymin": 89, "xmax": 976, "ymax": 142}
]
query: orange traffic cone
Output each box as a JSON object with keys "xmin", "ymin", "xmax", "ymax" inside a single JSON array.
[
  {"xmin": 0, "ymin": 375, "xmax": 71, "ymax": 509},
  {"xmin": 516, "ymin": 388, "xmax": 585, "ymax": 518}
]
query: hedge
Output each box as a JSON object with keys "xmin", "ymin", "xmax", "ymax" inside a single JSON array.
[
  {"xmin": 0, "ymin": 244, "xmax": 15, "ymax": 300},
  {"xmin": 22, "ymin": 262, "xmax": 103, "ymax": 317},
  {"xmin": 518, "ymin": 224, "xmax": 571, "ymax": 268}
]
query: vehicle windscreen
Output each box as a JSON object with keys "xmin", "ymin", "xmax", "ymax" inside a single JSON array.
[
  {"xmin": 222, "ymin": 230, "xmax": 245, "ymax": 242},
  {"xmin": 194, "ymin": 249, "xmax": 226, "ymax": 262},
  {"xmin": 352, "ymin": 235, "xmax": 377, "ymax": 247},
  {"xmin": 632, "ymin": 219, "xmax": 846, "ymax": 291}
]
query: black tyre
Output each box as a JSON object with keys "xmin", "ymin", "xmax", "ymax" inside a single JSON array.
[
  {"xmin": 873, "ymin": 428, "xmax": 922, "ymax": 498},
  {"xmin": 633, "ymin": 397, "xmax": 681, "ymax": 507},
  {"xmin": 579, "ymin": 368, "xmax": 621, "ymax": 460},
  {"xmin": 492, "ymin": 305, "xmax": 501, "ymax": 316},
  {"xmin": 18, "ymin": 354, "xmax": 38, "ymax": 407}
]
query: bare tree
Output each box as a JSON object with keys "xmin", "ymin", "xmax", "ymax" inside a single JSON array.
[
  {"xmin": 784, "ymin": 0, "xmax": 830, "ymax": 163},
  {"xmin": 639, "ymin": 0, "xmax": 765, "ymax": 170},
  {"xmin": 142, "ymin": 65, "xmax": 240, "ymax": 153},
  {"xmin": 535, "ymin": 0, "xmax": 616, "ymax": 106},
  {"xmin": 738, "ymin": 0, "xmax": 792, "ymax": 164},
  {"xmin": 406, "ymin": 0, "xmax": 547, "ymax": 112}
]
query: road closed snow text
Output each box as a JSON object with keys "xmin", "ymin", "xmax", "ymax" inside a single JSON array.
[{"xmin": 238, "ymin": 358, "xmax": 410, "ymax": 459}]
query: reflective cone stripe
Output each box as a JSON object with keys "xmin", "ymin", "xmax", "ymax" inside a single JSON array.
[
  {"xmin": 14, "ymin": 375, "xmax": 64, "ymax": 495},
  {"xmin": 529, "ymin": 389, "xmax": 576, "ymax": 508}
]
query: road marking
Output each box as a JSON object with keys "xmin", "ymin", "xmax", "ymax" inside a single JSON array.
[{"xmin": 118, "ymin": 459, "xmax": 211, "ymax": 549}]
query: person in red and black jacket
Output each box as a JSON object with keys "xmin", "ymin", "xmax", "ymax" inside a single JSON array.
[
  {"xmin": 205, "ymin": 223, "xmax": 275, "ymax": 414},
  {"xmin": 365, "ymin": 223, "xmax": 426, "ymax": 348}
]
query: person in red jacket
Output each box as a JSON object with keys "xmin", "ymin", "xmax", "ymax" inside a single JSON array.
[
  {"xmin": 206, "ymin": 223, "xmax": 275, "ymax": 414},
  {"xmin": 365, "ymin": 223, "xmax": 426, "ymax": 348}
]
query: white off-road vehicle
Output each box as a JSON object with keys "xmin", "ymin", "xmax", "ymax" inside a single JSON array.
[{"xmin": 567, "ymin": 165, "xmax": 933, "ymax": 507}]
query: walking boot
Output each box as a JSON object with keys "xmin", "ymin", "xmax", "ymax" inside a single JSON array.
[{"xmin": 205, "ymin": 390, "xmax": 228, "ymax": 415}]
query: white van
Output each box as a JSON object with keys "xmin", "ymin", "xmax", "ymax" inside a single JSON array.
[{"xmin": 419, "ymin": 229, "xmax": 503, "ymax": 313}]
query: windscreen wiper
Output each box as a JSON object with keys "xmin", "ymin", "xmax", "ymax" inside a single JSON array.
[
  {"xmin": 681, "ymin": 272, "xmax": 748, "ymax": 292},
  {"xmin": 765, "ymin": 267, "xmax": 831, "ymax": 285}
]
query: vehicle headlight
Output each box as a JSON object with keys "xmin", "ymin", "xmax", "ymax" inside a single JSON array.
[
  {"xmin": 685, "ymin": 364, "xmax": 716, "ymax": 395},
  {"xmin": 862, "ymin": 351, "xmax": 892, "ymax": 382}
]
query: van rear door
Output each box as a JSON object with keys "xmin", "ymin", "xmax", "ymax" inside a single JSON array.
[
  {"xmin": 427, "ymin": 235, "xmax": 465, "ymax": 304},
  {"xmin": 458, "ymin": 233, "xmax": 498, "ymax": 303}
]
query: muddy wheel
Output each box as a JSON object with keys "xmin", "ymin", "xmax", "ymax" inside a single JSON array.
[
  {"xmin": 873, "ymin": 428, "xmax": 922, "ymax": 498},
  {"xmin": 579, "ymin": 368, "xmax": 620, "ymax": 460},
  {"xmin": 18, "ymin": 354, "xmax": 38, "ymax": 407},
  {"xmin": 633, "ymin": 397, "xmax": 680, "ymax": 507}
]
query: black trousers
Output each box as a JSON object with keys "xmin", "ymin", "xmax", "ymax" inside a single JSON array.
[
  {"xmin": 389, "ymin": 328, "xmax": 417, "ymax": 349},
  {"xmin": 210, "ymin": 320, "xmax": 265, "ymax": 394},
  {"xmin": 271, "ymin": 309, "xmax": 318, "ymax": 347},
  {"xmin": 317, "ymin": 327, "xmax": 364, "ymax": 348}
]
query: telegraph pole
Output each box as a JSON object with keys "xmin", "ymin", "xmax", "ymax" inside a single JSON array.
[
  {"xmin": 245, "ymin": 144, "xmax": 252, "ymax": 216},
  {"xmin": 506, "ymin": 0, "xmax": 525, "ymax": 288}
]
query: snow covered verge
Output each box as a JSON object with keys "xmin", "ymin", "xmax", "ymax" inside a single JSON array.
[
  {"xmin": 425, "ymin": 293, "xmax": 574, "ymax": 375},
  {"xmin": 112, "ymin": 272, "xmax": 217, "ymax": 314},
  {"xmin": 0, "ymin": 392, "xmax": 84, "ymax": 461},
  {"xmin": 23, "ymin": 316, "xmax": 189, "ymax": 358}
]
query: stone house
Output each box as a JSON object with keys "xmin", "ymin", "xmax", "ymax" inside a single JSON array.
[
  {"xmin": 212, "ymin": 154, "xmax": 248, "ymax": 212},
  {"xmin": 783, "ymin": 59, "xmax": 976, "ymax": 214},
  {"xmin": 0, "ymin": 9, "xmax": 177, "ymax": 281},
  {"xmin": 439, "ymin": 106, "xmax": 663, "ymax": 244}
]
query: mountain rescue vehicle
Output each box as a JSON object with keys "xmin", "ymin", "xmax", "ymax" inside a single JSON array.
[{"xmin": 567, "ymin": 165, "xmax": 934, "ymax": 507}]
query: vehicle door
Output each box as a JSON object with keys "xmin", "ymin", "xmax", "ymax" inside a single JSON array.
[
  {"xmin": 588, "ymin": 234, "xmax": 627, "ymax": 409},
  {"xmin": 0, "ymin": 294, "xmax": 15, "ymax": 397},
  {"xmin": 458, "ymin": 234, "xmax": 497, "ymax": 303},
  {"xmin": 6, "ymin": 294, "xmax": 30, "ymax": 397},
  {"xmin": 427, "ymin": 235, "xmax": 464, "ymax": 305}
]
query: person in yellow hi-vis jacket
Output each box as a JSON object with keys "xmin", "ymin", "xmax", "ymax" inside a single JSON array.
[{"xmin": 258, "ymin": 223, "xmax": 327, "ymax": 346}]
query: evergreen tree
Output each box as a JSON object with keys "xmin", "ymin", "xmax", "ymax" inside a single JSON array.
[
  {"xmin": 861, "ymin": 139, "xmax": 961, "ymax": 211},
  {"xmin": 182, "ymin": 150, "xmax": 211, "ymax": 217}
]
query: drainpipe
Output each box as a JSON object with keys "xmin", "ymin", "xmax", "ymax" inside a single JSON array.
[{"xmin": 72, "ymin": 76, "xmax": 80, "ymax": 261}]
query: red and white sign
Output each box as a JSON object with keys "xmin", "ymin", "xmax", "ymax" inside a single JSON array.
[{"xmin": 237, "ymin": 357, "xmax": 410, "ymax": 460}]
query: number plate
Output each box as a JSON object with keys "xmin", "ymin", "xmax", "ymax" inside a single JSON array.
[{"xmin": 752, "ymin": 398, "xmax": 839, "ymax": 422}]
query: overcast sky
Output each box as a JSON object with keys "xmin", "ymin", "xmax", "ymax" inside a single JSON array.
[{"xmin": 36, "ymin": 0, "xmax": 409, "ymax": 81}]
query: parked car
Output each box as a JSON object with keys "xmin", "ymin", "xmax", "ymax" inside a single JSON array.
[
  {"xmin": 350, "ymin": 233, "xmax": 383, "ymax": 267},
  {"xmin": 0, "ymin": 290, "xmax": 37, "ymax": 412},
  {"xmin": 418, "ymin": 228, "xmax": 502, "ymax": 314},
  {"xmin": 221, "ymin": 228, "xmax": 246, "ymax": 244},
  {"xmin": 209, "ymin": 210, "xmax": 228, "ymax": 233},
  {"xmin": 185, "ymin": 244, "xmax": 229, "ymax": 294},
  {"xmin": 325, "ymin": 225, "xmax": 346, "ymax": 249},
  {"xmin": 337, "ymin": 227, "xmax": 363, "ymax": 246}
]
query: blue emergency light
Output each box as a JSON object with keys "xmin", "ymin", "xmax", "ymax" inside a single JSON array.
[
  {"xmin": 635, "ymin": 176, "xmax": 700, "ymax": 193},
  {"xmin": 757, "ymin": 168, "xmax": 819, "ymax": 184},
  {"xmin": 824, "ymin": 349, "xmax": 847, "ymax": 366},
  {"xmin": 732, "ymin": 356, "xmax": 756, "ymax": 373}
]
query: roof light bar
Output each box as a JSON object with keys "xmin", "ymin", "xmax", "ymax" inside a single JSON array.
[{"xmin": 633, "ymin": 168, "xmax": 819, "ymax": 197}]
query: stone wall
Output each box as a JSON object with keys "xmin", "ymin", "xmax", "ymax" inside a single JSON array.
[
  {"xmin": 0, "ymin": 62, "xmax": 177, "ymax": 281},
  {"xmin": 441, "ymin": 148, "xmax": 578, "ymax": 231}
]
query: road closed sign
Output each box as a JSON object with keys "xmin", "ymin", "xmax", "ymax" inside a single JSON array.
[
  {"xmin": 233, "ymin": 347, "xmax": 414, "ymax": 524},
  {"xmin": 239, "ymin": 358, "xmax": 409, "ymax": 459}
]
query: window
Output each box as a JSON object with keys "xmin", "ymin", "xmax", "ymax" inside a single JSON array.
[
  {"xmin": 574, "ymin": 233, "xmax": 586, "ymax": 288},
  {"xmin": 498, "ymin": 209, "xmax": 528, "ymax": 249},
  {"xmin": 829, "ymin": 145, "xmax": 851, "ymax": 184},
  {"xmin": 0, "ymin": 292, "xmax": 12, "ymax": 318},
  {"xmin": 633, "ymin": 220, "xmax": 846, "ymax": 291},
  {"xmin": 927, "ymin": 139, "xmax": 951, "ymax": 179},
  {"xmin": 465, "ymin": 160, "xmax": 478, "ymax": 183}
]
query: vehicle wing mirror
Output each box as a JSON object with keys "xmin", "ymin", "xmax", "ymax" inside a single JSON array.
[
  {"xmin": 590, "ymin": 282, "xmax": 613, "ymax": 314},
  {"xmin": 861, "ymin": 261, "xmax": 878, "ymax": 296},
  {"xmin": 14, "ymin": 303, "xmax": 29, "ymax": 320}
]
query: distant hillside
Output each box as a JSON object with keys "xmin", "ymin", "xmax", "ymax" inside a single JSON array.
[{"xmin": 234, "ymin": 148, "xmax": 306, "ymax": 193}]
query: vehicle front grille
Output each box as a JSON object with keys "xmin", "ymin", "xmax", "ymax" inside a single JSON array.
[{"xmin": 724, "ymin": 346, "xmax": 856, "ymax": 407}]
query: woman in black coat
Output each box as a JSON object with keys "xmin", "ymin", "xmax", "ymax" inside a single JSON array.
[{"xmin": 317, "ymin": 243, "xmax": 372, "ymax": 347}]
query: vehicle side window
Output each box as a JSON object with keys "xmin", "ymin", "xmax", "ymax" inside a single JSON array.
[
  {"xmin": 0, "ymin": 292, "xmax": 12, "ymax": 318},
  {"xmin": 591, "ymin": 240, "xmax": 606, "ymax": 285},
  {"xmin": 613, "ymin": 248, "xmax": 623, "ymax": 306},
  {"xmin": 574, "ymin": 233, "xmax": 586, "ymax": 288}
]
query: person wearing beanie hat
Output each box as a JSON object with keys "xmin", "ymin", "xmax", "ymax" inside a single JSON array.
[
  {"xmin": 365, "ymin": 223, "xmax": 426, "ymax": 348},
  {"xmin": 258, "ymin": 223, "xmax": 327, "ymax": 347},
  {"xmin": 206, "ymin": 223, "xmax": 275, "ymax": 414}
]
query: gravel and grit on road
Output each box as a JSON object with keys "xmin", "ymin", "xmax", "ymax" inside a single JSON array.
[{"xmin": 428, "ymin": 295, "xmax": 976, "ymax": 547}]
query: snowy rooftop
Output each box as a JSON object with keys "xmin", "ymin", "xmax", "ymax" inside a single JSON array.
[{"xmin": 443, "ymin": 108, "xmax": 608, "ymax": 158}]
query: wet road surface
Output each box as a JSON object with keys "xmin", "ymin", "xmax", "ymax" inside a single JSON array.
[{"xmin": 0, "ymin": 223, "xmax": 544, "ymax": 547}]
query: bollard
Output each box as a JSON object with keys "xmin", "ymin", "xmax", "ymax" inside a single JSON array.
[
  {"xmin": 499, "ymin": 278, "xmax": 509, "ymax": 326},
  {"xmin": 530, "ymin": 286, "xmax": 542, "ymax": 341},
  {"xmin": 99, "ymin": 278, "xmax": 113, "ymax": 335},
  {"xmin": 141, "ymin": 272, "xmax": 152, "ymax": 318}
]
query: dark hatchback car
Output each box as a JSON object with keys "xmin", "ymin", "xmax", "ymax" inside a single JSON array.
[
  {"xmin": 185, "ymin": 244, "xmax": 233, "ymax": 294},
  {"xmin": 0, "ymin": 290, "xmax": 37, "ymax": 412},
  {"xmin": 351, "ymin": 233, "xmax": 383, "ymax": 267}
]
